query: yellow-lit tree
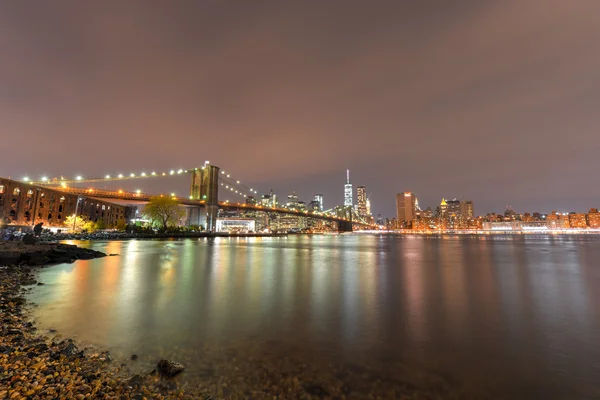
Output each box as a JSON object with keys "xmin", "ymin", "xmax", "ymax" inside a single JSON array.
[
  {"xmin": 64, "ymin": 215, "xmax": 97, "ymax": 232},
  {"xmin": 143, "ymin": 196, "xmax": 186, "ymax": 231}
]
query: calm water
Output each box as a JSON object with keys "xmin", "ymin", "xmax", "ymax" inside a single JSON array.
[{"xmin": 29, "ymin": 235, "xmax": 600, "ymax": 399}]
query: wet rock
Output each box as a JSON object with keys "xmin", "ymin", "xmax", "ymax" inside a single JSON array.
[
  {"xmin": 60, "ymin": 342, "xmax": 84, "ymax": 358},
  {"xmin": 27, "ymin": 255, "xmax": 51, "ymax": 266},
  {"xmin": 22, "ymin": 234, "xmax": 37, "ymax": 245},
  {"xmin": 130, "ymin": 354, "xmax": 139, "ymax": 361},
  {"xmin": 156, "ymin": 359, "xmax": 185, "ymax": 378},
  {"xmin": 303, "ymin": 382, "xmax": 330, "ymax": 397}
]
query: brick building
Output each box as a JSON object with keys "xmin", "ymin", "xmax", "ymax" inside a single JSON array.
[{"xmin": 0, "ymin": 178, "xmax": 129, "ymax": 228}]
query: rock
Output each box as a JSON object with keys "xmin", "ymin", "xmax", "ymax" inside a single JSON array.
[
  {"xmin": 22, "ymin": 234, "xmax": 37, "ymax": 245},
  {"xmin": 156, "ymin": 359, "xmax": 185, "ymax": 378},
  {"xmin": 60, "ymin": 342, "xmax": 84, "ymax": 358},
  {"xmin": 0, "ymin": 251, "xmax": 21, "ymax": 265},
  {"xmin": 27, "ymin": 255, "xmax": 51, "ymax": 266},
  {"xmin": 131, "ymin": 354, "xmax": 138, "ymax": 361}
]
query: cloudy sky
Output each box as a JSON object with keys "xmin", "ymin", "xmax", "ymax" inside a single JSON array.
[{"xmin": 1, "ymin": 1, "xmax": 599, "ymax": 216}]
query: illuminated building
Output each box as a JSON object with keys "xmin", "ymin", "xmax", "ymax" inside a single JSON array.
[
  {"xmin": 308, "ymin": 200, "xmax": 321, "ymax": 211},
  {"xmin": 588, "ymin": 209, "xmax": 600, "ymax": 228},
  {"xmin": 366, "ymin": 197, "xmax": 371, "ymax": 216},
  {"xmin": 313, "ymin": 194, "xmax": 323, "ymax": 211},
  {"xmin": 568, "ymin": 213, "xmax": 587, "ymax": 229},
  {"xmin": 463, "ymin": 201, "xmax": 474, "ymax": 218},
  {"xmin": 439, "ymin": 198, "xmax": 448, "ymax": 218},
  {"xmin": 344, "ymin": 170, "xmax": 352, "ymax": 207},
  {"xmin": 245, "ymin": 196, "xmax": 257, "ymax": 205},
  {"xmin": 356, "ymin": 186, "xmax": 367, "ymax": 216},
  {"xmin": 261, "ymin": 189, "xmax": 277, "ymax": 207},
  {"xmin": 376, "ymin": 214, "xmax": 383, "ymax": 225},
  {"xmin": 396, "ymin": 192, "xmax": 416, "ymax": 228},
  {"xmin": 216, "ymin": 218, "xmax": 256, "ymax": 233}
]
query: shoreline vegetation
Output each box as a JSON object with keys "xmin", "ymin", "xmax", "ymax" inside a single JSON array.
[{"xmin": 1, "ymin": 242, "xmax": 472, "ymax": 400}]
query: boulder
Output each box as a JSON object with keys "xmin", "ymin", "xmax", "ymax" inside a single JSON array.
[
  {"xmin": 156, "ymin": 359, "xmax": 185, "ymax": 378},
  {"xmin": 0, "ymin": 251, "xmax": 21, "ymax": 265},
  {"xmin": 27, "ymin": 255, "xmax": 51, "ymax": 266}
]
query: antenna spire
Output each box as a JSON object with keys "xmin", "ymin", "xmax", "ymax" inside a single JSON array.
[{"xmin": 346, "ymin": 169, "xmax": 350, "ymax": 184}]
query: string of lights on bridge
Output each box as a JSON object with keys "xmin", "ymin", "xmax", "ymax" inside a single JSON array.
[{"xmin": 21, "ymin": 162, "xmax": 260, "ymax": 199}]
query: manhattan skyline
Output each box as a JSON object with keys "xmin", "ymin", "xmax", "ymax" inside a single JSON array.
[{"xmin": 2, "ymin": 1, "xmax": 600, "ymax": 216}]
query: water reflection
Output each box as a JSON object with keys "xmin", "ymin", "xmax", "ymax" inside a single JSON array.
[{"xmin": 29, "ymin": 235, "xmax": 600, "ymax": 398}]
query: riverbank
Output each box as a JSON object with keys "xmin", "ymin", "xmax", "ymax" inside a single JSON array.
[
  {"xmin": 0, "ymin": 263, "xmax": 215, "ymax": 400},
  {"xmin": 35, "ymin": 231, "xmax": 288, "ymax": 242}
]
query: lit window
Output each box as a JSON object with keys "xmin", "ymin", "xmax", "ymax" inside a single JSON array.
[
  {"xmin": 13, "ymin": 188, "xmax": 20, "ymax": 195},
  {"xmin": 0, "ymin": 185, "xmax": 4, "ymax": 194}
]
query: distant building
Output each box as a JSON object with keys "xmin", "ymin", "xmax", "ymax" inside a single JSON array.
[
  {"xmin": 569, "ymin": 213, "xmax": 587, "ymax": 229},
  {"xmin": 396, "ymin": 192, "xmax": 416, "ymax": 228},
  {"xmin": 588, "ymin": 208, "xmax": 600, "ymax": 228},
  {"xmin": 313, "ymin": 194, "xmax": 324, "ymax": 211},
  {"xmin": 245, "ymin": 196, "xmax": 257, "ymax": 205},
  {"xmin": 463, "ymin": 201, "xmax": 474, "ymax": 218},
  {"xmin": 356, "ymin": 186, "xmax": 367, "ymax": 217},
  {"xmin": 376, "ymin": 214, "xmax": 384, "ymax": 225},
  {"xmin": 344, "ymin": 170, "xmax": 353, "ymax": 207},
  {"xmin": 366, "ymin": 197, "xmax": 371, "ymax": 216},
  {"xmin": 261, "ymin": 189, "xmax": 277, "ymax": 208},
  {"xmin": 308, "ymin": 200, "xmax": 321, "ymax": 211}
]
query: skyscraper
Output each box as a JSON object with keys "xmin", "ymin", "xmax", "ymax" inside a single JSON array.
[
  {"xmin": 344, "ymin": 170, "xmax": 352, "ymax": 207},
  {"xmin": 396, "ymin": 192, "xmax": 416, "ymax": 227},
  {"xmin": 356, "ymin": 186, "xmax": 367, "ymax": 216},
  {"xmin": 313, "ymin": 194, "xmax": 324, "ymax": 211}
]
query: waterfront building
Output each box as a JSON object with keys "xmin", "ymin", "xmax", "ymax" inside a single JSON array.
[
  {"xmin": 396, "ymin": 192, "xmax": 416, "ymax": 228},
  {"xmin": 216, "ymin": 218, "xmax": 256, "ymax": 233},
  {"xmin": 569, "ymin": 213, "xmax": 588, "ymax": 229},
  {"xmin": 588, "ymin": 208, "xmax": 600, "ymax": 228},
  {"xmin": 0, "ymin": 178, "xmax": 129, "ymax": 229},
  {"xmin": 313, "ymin": 194, "xmax": 324, "ymax": 211},
  {"xmin": 357, "ymin": 186, "xmax": 367, "ymax": 217},
  {"xmin": 344, "ymin": 170, "xmax": 353, "ymax": 207}
]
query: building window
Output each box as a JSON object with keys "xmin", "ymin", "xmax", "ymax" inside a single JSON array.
[
  {"xmin": 13, "ymin": 188, "xmax": 20, "ymax": 196},
  {"xmin": 60, "ymin": 196, "xmax": 65, "ymax": 203},
  {"xmin": 27, "ymin": 190, "xmax": 34, "ymax": 198},
  {"xmin": 48, "ymin": 214, "xmax": 52, "ymax": 220},
  {"xmin": 0, "ymin": 185, "xmax": 4, "ymax": 194}
]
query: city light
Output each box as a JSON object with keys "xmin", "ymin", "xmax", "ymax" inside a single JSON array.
[
  {"xmin": 23, "ymin": 177, "xmax": 30, "ymax": 182},
  {"xmin": 105, "ymin": 175, "xmax": 111, "ymax": 179},
  {"xmin": 76, "ymin": 176, "xmax": 83, "ymax": 180},
  {"xmin": 41, "ymin": 176, "xmax": 48, "ymax": 182},
  {"xmin": 136, "ymin": 189, "xmax": 141, "ymax": 194},
  {"xmin": 141, "ymin": 172, "xmax": 146, "ymax": 177},
  {"xmin": 118, "ymin": 174, "xmax": 124, "ymax": 178},
  {"xmin": 130, "ymin": 173, "xmax": 135, "ymax": 177}
]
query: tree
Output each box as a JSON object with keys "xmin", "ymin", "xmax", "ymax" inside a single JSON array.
[
  {"xmin": 143, "ymin": 196, "xmax": 186, "ymax": 231},
  {"xmin": 64, "ymin": 215, "xmax": 96, "ymax": 232}
]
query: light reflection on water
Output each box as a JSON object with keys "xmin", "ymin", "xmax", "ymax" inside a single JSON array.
[{"xmin": 29, "ymin": 235, "xmax": 600, "ymax": 398}]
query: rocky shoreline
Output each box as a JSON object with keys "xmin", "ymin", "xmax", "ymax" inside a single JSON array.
[{"xmin": 0, "ymin": 246, "xmax": 214, "ymax": 400}]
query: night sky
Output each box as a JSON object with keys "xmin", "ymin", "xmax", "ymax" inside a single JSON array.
[{"xmin": 2, "ymin": 1, "xmax": 600, "ymax": 217}]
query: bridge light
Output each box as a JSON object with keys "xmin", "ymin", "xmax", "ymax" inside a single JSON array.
[
  {"xmin": 118, "ymin": 190, "xmax": 123, "ymax": 194},
  {"xmin": 61, "ymin": 182, "xmax": 67, "ymax": 188},
  {"xmin": 170, "ymin": 170, "xmax": 175, "ymax": 175},
  {"xmin": 136, "ymin": 189, "xmax": 141, "ymax": 194},
  {"xmin": 235, "ymin": 190, "xmax": 238, "ymax": 193},
  {"xmin": 189, "ymin": 196, "xmax": 193, "ymax": 199},
  {"xmin": 162, "ymin": 172, "xmax": 166, "ymax": 176},
  {"xmin": 227, "ymin": 174, "xmax": 230, "ymax": 178},
  {"xmin": 76, "ymin": 176, "xmax": 83, "ymax": 181},
  {"xmin": 221, "ymin": 171, "xmax": 225, "ymax": 174},
  {"xmin": 236, "ymin": 181, "xmax": 240, "ymax": 184},
  {"xmin": 118, "ymin": 174, "xmax": 123, "ymax": 178},
  {"xmin": 225, "ymin": 185, "xmax": 228, "ymax": 188},
  {"xmin": 22, "ymin": 176, "xmax": 30, "ymax": 182},
  {"xmin": 141, "ymin": 172, "xmax": 146, "ymax": 177},
  {"xmin": 177, "ymin": 169, "xmax": 183, "ymax": 174},
  {"xmin": 171, "ymin": 192, "xmax": 176, "ymax": 197},
  {"xmin": 151, "ymin": 172, "xmax": 156, "ymax": 176},
  {"xmin": 105, "ymin": 175, "xmax": 110, "ymax": 179},
  {"xmin": 130, "ymin": 173, "xmax": 135, "ymax": 177},
  {"xmin": 204, "ymin": 160, "xmax": 210, "ymax": 165}
]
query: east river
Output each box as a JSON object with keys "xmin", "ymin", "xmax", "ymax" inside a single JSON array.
[{"xmin": 28, "ymin": 235, "xmax": 600, "ymax": 399}]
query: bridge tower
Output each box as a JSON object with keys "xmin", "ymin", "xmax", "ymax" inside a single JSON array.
[{"xmin": 190, "ymin": 164, "xmax": 219, "ymax": 231}]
